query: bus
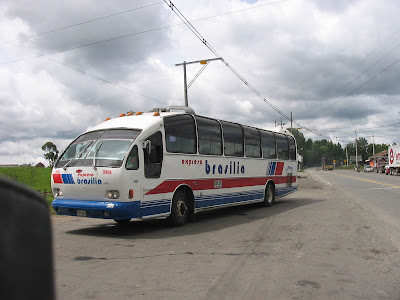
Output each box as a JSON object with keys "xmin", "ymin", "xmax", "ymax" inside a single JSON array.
[{"xmin": 51, "ymin": 106, "xmax": 298, "ymax": 226}]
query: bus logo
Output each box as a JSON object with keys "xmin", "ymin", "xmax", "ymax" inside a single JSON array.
[
  {"xmin": 267, "ymin": 162, "xmax": 284, "ymax": 176},
  {"xmin": 53, "ymin": 171, "xmax": 75, "ymax": 184}
]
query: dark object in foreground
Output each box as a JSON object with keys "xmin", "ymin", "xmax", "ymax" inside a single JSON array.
[{"xmin": 0, "ymin": 175, "xmax": 54, "ymax": 300}]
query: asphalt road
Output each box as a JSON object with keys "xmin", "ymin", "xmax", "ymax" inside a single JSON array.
[
  {"xmin": 52, "ymin": 171, "xmax": 400, "ymax": 299},
  {"xmin": 308, "ymin": 169, "xmax": 400, "ymax": 230}
]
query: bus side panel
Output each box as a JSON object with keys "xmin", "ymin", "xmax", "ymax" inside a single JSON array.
[
  {"xmin": 160, "ymin": 154, "xmax": 298, "ymax": 211},
  {"xmin": 140, "ymin": 197, "xmax": 171, "ymax": 217},
  {"xmin": 195, "ymin": 186, "xmax": 264, "ymax": 209}
]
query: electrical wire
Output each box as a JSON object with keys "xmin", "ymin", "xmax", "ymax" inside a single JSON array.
[
  {"xmin": 1, "ymin": 0, "xmax": 292, "ymax": 66},
  {"xmin": 164, "ymin": 0, "xmax": 325, "ymax": 137},
  {"xmin": 0, "ymin": 37, "xmax": 167, "ymax": 104},
  {"xmin": 295, "ymin": 37, "xmax": 400, "ymax": 121},
  {"xmin": 0, "ymin": 2, "xmax": 162, "ymax": 44}
]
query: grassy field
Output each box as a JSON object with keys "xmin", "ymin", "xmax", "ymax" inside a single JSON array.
[{"xmin": 0, "ymin": 167, "xmax": 54, "ymax": 209}]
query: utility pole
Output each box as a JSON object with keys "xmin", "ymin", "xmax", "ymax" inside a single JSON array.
[
  {"xmin": 176, "ymin": 57, "xmax": 222, "ymax": 107},
  {"xmin": 290, "ymin": 112, "xmax": 293, "ymax": 134},
  {"xmin": 183, "ymin": 61, "xmax": 188, "ymax": 106},
  {"xmin": 346, "ymin": 145, "xmax": 349, "ymax": 166},
  {"xmin": 355, "ymin": 130, "xmax": 358, "ymax": 168},
  {"xmin": 372, "ymin": 131, "xmax": 375, "ymax": 156}
]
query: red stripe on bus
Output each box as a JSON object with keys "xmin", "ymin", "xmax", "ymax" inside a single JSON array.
[
  {"xmin": 145, "ymin": 176, "xmax": 297, "ymax": 195},
  {"xmin": 275, "ymin": 162, "xmax": 284, "ymax": 175}
]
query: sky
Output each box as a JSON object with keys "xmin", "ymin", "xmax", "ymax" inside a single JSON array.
[{"xmin": 1, "ymin": 0, "xmax": 400, "ymax": 166}]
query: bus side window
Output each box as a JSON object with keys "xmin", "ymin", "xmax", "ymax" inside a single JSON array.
[
  {"xmin": 275, "ymin": 133, "xmax": 289, "ymax": 160},
  {"xmin": 221, "ymin": 122, "xmax": 244, "ymax": 157},
  {"xmin": 260, "ymin": 130, "xmax": 277, "ymax": 159},
  {"xmin": 196, "ymin": 116, "xmax": 222, "ymax": 155},
  {"xmin": 144, "ymin": 132, "xmax": 163, "ymax": 178},
  {"xmin": 164, "ymin": 115, "xmax": 197, "ymax": 154},
  {"xmin": 243, "ymin": 126, "xmax": 261, "ymax": 158},
  {"xmin": 288, "ymin": 136, "xmax": 296, "ymax": 160},
  {"xmin": 125, "ymin": 145, "xmax": 139, "ymax": 170}
]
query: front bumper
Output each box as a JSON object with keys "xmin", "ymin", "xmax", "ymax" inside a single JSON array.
[{"xmin": 52, "ymin": 199, "xmax": 141, "ymax": 220}]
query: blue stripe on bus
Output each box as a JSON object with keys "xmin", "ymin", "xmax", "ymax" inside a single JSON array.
[
  {"xmin": 268, "ymin": 162, "xmax": 276, "ymax": 175},
  {"xmin": 140, "ymin": 199, "xmax": 170, "ymax": 217},
  {"xmin": 276, "ymin": 186, "xmax": 297, "ymax": 197},
  {"xmin": 195, "ymin": 189, "xmax": 264, "ymax": 209},
  {"xmin": 62, "ymin": 174, "xmax": 75, "ymax": 184}
]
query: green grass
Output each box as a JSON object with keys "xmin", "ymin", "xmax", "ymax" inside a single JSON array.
[{"xmin": 0, "ymin": 167, "xmax": 54, "ymax": 211}]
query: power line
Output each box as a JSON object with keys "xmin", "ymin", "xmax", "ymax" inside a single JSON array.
[
  {"xmin": 318, "ymin": 118, "xmax": 400, "ymax": 133},
  {"xmin": 0, "ymin": 37, "xmax": 167, "ymax": 104},
  {"xmin": 0, "ymin": 2, "xmax": 162, "ymax": 44},
  {"xmin": 164, "ymin": 0, "xmax": 313, "ymax": 131},
  {"xmin": 296, "ymin": 36, "xmax": 400, "ymax": 121},
  {"xmin": 0, "ymin": 0, "xmax": 292, "ymax": 65}
]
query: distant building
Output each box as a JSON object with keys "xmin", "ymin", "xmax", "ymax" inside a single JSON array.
[
  {"xmin": 35, "ymin": 162, "xmax": 45, "ymax": 168},
  {"xmin": 0, "ymin": 164, "xmax": 19, "ymax": 168}
]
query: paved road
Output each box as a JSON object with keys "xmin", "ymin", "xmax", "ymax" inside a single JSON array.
[
  {"xmin": 309, "ymin": 169, "xmax": 400, "ymax": 230},
  {"xmin": 52, "ymin": 172, "xmax": 400, "ymax": 299}
]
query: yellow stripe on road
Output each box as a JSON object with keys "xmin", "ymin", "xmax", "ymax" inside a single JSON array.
[{"xmin": 335, "ymin": 173, "xmax": 400, "ymax": 189}]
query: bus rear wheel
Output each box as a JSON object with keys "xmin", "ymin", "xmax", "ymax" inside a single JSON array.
[
  {"xmin": 169, "ymin": 190, "xmax": 188, "ymax": 226},
  {"xmin": 261, "ymin": 183, "xmax": 275, "ymax": 207}
]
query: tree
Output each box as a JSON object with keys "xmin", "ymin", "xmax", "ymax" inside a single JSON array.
[{"xmin": 41, "ymin": 142, "xmax": 59, "ymax": 167}]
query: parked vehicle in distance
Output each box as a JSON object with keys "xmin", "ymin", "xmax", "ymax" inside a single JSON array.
[
  {"xmin": 321, "ymin": 157, "xmax": 334, "ymax": 170},
  {"xmin": 363, "ymin": 165, "xmax": 373, "ymax": 172},
  {"xmin": 388, "ymin": 145, "xmax": 400, "ymax": 175}
]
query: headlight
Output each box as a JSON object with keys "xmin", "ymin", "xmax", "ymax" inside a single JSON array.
[
  {"xmin": 106, "ymin": 190, "xmax": 120, "ymax": 199},
  {"xmin": 53, "ymin": 188, "xmax": 62, "ymax": 197}
]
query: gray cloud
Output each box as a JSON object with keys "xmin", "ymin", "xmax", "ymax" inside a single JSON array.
[{"xmin": 1, "ymin": 0, "xmax": 400, "ymax": 165}]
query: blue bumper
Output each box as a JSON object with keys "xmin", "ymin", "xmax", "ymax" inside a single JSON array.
[{"xmin": 52, "ymin": 199, "xmax": 141, "ymax": 220}]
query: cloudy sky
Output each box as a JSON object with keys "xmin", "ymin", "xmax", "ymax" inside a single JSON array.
[{"xmin": 1, "ymin": 0, "xmax": 400, "ymax": 165}]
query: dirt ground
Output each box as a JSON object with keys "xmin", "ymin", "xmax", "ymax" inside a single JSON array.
[{"xmin": 52, "ymin": 174, "xmax": 400, "ymax": 299}]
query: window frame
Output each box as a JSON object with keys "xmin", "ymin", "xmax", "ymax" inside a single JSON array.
[
  {"xmin": 275, "ymin": 133, "xmax": 289, "ymax": 160},
  {"xmin": 243, "ymin": 126, "xmax": 261, "ymax": 158},
  {"xmin": 260, "ymin": 130, "xmax": 277, "ymax": 159},
  {"xmin": 164, "ymin": 115, "xmax": 197, "ymax": 154},
  {"xmin": 221, "ymin": 121, "xmax": 244, "ymax": 157},
  {"xmin": 288, "ymin": 136, "xmax": 297, "ymax": 161},
  {"xmin": 195, "ymin": 116, "xmax": 223, "ymax": 156}
]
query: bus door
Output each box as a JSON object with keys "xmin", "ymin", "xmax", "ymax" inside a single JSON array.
[
  {"xmin": 141, "ymin": 131, "xmax": 167, "ymax": 217},
  {"xmin": 125, "ymin": 144, "xmax": 141, "ymax": 211}
]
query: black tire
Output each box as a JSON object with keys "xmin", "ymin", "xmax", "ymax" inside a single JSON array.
[
  {"xmin": 114, "ymin": 219, "xmax": 131, "ymax": 224},
  {"xmin": 169, "ymin": 190, "xmax": 189, "ymax": 226},
  {"xmin": 261, "ymin": 183, "xmax": 275, "ymax": 207}
]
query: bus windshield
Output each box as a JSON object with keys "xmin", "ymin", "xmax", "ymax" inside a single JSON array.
[{"xmin": 56, "ymin": 129, "xmax": 141, "ymax": 168}]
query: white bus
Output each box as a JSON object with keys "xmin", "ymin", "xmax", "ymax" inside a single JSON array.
[{"xmin": 52, "ymin": 107, "xmax": 298, "ymax": 226}]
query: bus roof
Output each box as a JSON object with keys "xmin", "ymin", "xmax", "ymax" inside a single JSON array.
[{"xmin": 86, "ymin": 106, "xmax": 294, "ymax": 137}]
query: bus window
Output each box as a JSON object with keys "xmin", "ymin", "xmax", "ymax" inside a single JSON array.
[
  {"xmin": 196, "ymin": 116, "xmax": 222, "ymax": 155},
  {"xmin": 243, "ymin": 126, "xmax": 261, "ymax": 158},
  {"xmin": 221, "ymin": 122, "xmax": 243, "ymax": 157},
  {"xmin": 164, "ymin": 115, "xmax": 196, "ymax": 154},
  {"xmin": 275, "ymin": 133, "xmax": 289, "ymax": 160},
  {"xmin": 144, "ymin": 132, "xmax": 163, "ymax": 178},
  {"xmin": 288, "ymin": 136, "xmax": 296, "ymax": 161},
  {"xmin": 56, "ymin": 129, "xmax": 140, "ymax": 169},
  {"xmin": 260, "ymin": 130, "xmax": 276, "ymax": 159},
  {"xmin": 125, "ymin": 145, "xmax": 139, "ymax": 170}
]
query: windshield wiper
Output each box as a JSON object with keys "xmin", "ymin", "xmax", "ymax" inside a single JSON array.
[
  {"xmin": 63, "ymin": 141, "xmax": 93, "ymax": 170},
  {"xmin": 93, "ymin": 142, "xmax": 103, "ymax": 170}
]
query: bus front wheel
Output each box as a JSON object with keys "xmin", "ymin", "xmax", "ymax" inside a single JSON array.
[
  {"xmin": 169, "ymin": 190, "xmax": 188, "ymax": 226},
  {"xmin": 261, "ymin": 183, "xmax": 275, "ymax": 207}
]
